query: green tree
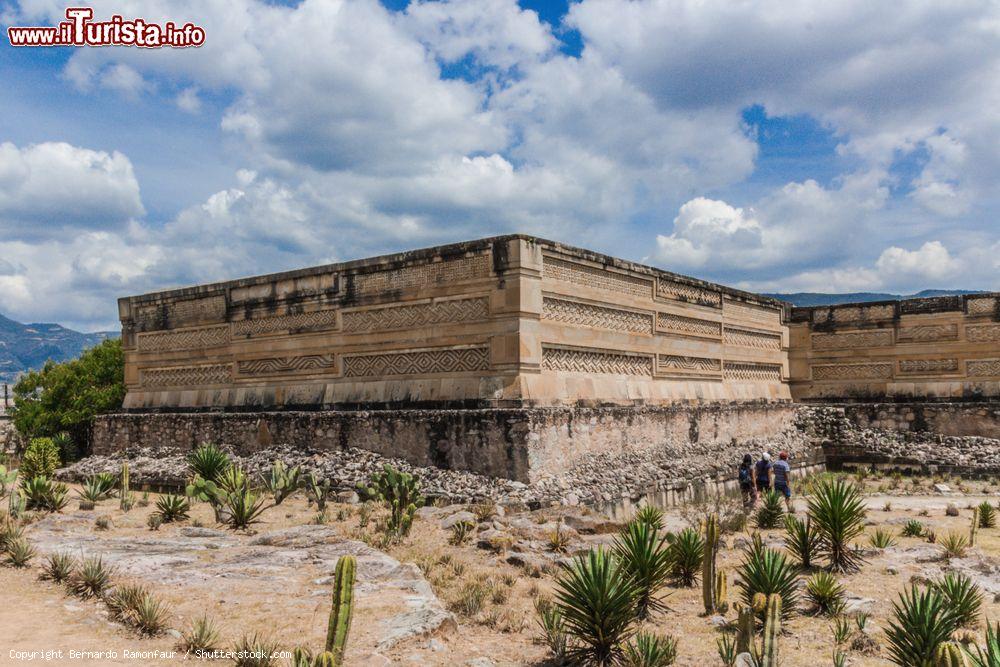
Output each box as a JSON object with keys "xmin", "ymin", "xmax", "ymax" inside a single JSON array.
[{"xmin": 10, "ymin": 339, "xmax": 124, "ymax": 458}]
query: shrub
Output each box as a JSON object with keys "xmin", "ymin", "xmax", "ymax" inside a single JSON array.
[
  {"xmin": 223, "ymin": 487, "xmax": 268, "ymax": 530},
  {"xmin": 362, "ymin": 465, "xmax": 424, "ymax": 540},
  {"xmin": 22, "ymin": 476, "xmax": 69, "ymax": 512},
  {"xmin": 553, "ymin": 548, "xmax": 639, "ymax": 666},
  {"xmin": 831, "ymin": 616, "xmax": 852, "ymax": 645},
  {"xmin": 807, "ymin": 478, "xmax": 867, "ymax": 572},
  {"xmin": 548, "ymin": 523, "xmax": 573, "ymax": 553},
  {"xmin": 450, "ymin": 581, "xmax": 487, "ymax": 617},
  {"xmin": 667, "ymin": 528, "xmax": 704, "ymax": 587},
  {"xmin": 262, "ymin": 460, "xmax": 300, "ymax": 506},
  {"xmin": 471, "ymin": 501, "xmax": 497, "ymax": 522},
  {"xmin": 19, "ymin": 439, "xmax": 61, "ymax": 481},
  {"xmin": 305, "ymin": 474, "xmax": 330, "ymax": 512},
  {"xmin": 941, "ymin": 532, "xmax": 969, "ymax": 559},
  {"xmin": 5, "ymin": 537, "xmax": 35, "ymax": 567},
  {"xmin": 869, "ymin": 527, "xmax": 898, "ymax": 550},
  {"xmin": 885, "ymin": 585, "xmax": 960, "ymax": 666},
  {"xmin": 784, "ymin": 515, "xmax": 821, "ymax": 569},
  {"xmin": 154, "ymin": 494, "xmax": 190, "ymax": 523},
  {"xmin": 132, "ymin": 592, "xmax": 171, "ymax": 636},
  {"xmin": 805, "ymin": 571, "xmax": 845, "ymax": 616},
  {"xmin": 78, "ymin": 475, "xmax": 115, "ymax": 503},
  {"xmin": 613, "ymin": 518, "xmax": 672, "ymax": 619},
  {"xmin": 232, "ymin": 632, "xmax": 280, "ymax": 667},
  {"xmin": 964, "ymin": 621, "xmax": 1000, "ymax": 667},
  {"xmin": 179, "ymin": 615, "xmax": 221, "ymax": 654},
  {"xmin": 736, "ymin": 534, "xmax": 799, "ymax": 619},
  {"xmin": 902, "ymin": 520, "xmax": 925, "ymax": 537},
  {"xmin": 978, "ymin": 502, "xmax": 997, "ymax": 529},
  {"xmin": 621, "ymin": 631, "xmax": 677, "ymax": 666},
  {"xmin": 449, "ymin": 520, "xmax": 475, "ymax": 546},
  {"xmin": 755, "ymin": 491, "xmax": 785, "ymax": 529},
  {"xmin": 634, "ymin": 505, "xmax": 665, "ymax": 531},
  {"xmin": 40, "ymin": 552, "xmax": 76, "ymax": 583},
  {"xmin": 147, "ymin": 514, "xmax": 162, "ymax": 531},
  {"xmin": 534, "ymin": 597, "xmax": 568, "ymax": 663},
  {"xmin": 932, "ymin": 572, "xmax": 982, "ymax": 628},
  {"xmin": 68, "ymin": 555, "xmax": 115, "ymax": 598},
  {"xmin": 186, "ymin": 443, "xmax": 231, "ymax": 483}
]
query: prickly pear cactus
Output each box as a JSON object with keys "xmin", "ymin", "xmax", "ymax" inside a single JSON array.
[{"xmin": 363, "ymin": 464, "xmax": 424, "ymax": 539}]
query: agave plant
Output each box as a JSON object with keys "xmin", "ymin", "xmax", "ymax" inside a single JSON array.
[
  {"xmin": 807, "ymin": 478, "xmax": 867, "ymax": 572},
  {"xmin": 187, "ymin": 443, "xmax": 231, "ymax": 483},
  {"xmin": 902, "ymin": 519, "xmax": 925, "ymax": 537},
  {"xmin": 613, "ymin": 518, "xmax": 673, "ymax": 619},
  {"xmin": 306, "ymin": 474, "xmax": 331, "ymax": 512},
  {"xmin": 553, "ymin": 548, "xmax": 639, "ymax": 666},
  {"xmin": 22, "ymin": 476, "xmax": 69, "ymax": 512},
  {"xmin": 534, "ymin": 597, "xmax": 568, "ymax": 663},
  {"xmin": 40, "ymin": 552, "xmax": 77, "ymax": 583},
  {"xmin": 634, "ymin": 505, "xmax": 665, "ymax": 531},
  {"xmin": 621, "ymin": 631, "xmax": 677, "ymax": 666},
  {"xmin": 941, "ymin": 532, "xmax": 970, "ymax": 559},
  {"xmin": 5, "ymin": 537, "xmax": 35, "ymax": 567},
  {"xmin": 0, "ymin": 464, "xmax": 18, "ymax": 498},
  {"xmin": 884, "ymin": 585, "xmax": 960, "ymax": 666},
  {"xmin": 804, "ymin": 571, "xmax": 845, "ymax": 616},
  {"xmin": 979, "ymin": 502, "xmax": 998, "ymax": 529},
  {"xmin": 69, "ymin": 555, "xmax": 115, "ymax": 599},
  {"xmin": 78, "ymin": 474, "xmax": 116, "ymax": 503},
  {"xmin": 868, "ymin": 527, "xmax": 898, "ymax": 550},
  {"xmin": 755, "ymin": 491, "xmax": 785, "ymax": 529},
  {"xmin": 784, "ymin": 515, "xmax": 821, "ymax": 569},
  {"xmin": 179, "ymin": 615, "xmax": 222, "ymax": 654},
  {"xmin": 964, "ymin": 621, "xmax": 1000, "ymax": 667},
  {"xmin": 737, "ymin": 534, "xmax": 799, "ymax": 619},
  {"xmin": 154, "ymin": 494, "xmax": 190, "ymax": 522},
  {"xmin": 667, "ymin": 528, "xmax": 704, "ymax": 587},
  {"xmin": 932, "ymin": 572, "xmax": 983, "ymax": 628},
  {"xmin": 223, "ymin": 487, "xmax": 268, "ymax": 530}
]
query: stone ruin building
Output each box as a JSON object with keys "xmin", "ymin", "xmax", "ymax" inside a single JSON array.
[{"xmin": 92, "ymin": 234, "xmax": 1000, "ymax": 505}]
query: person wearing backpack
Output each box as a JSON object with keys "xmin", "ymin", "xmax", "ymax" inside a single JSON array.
[{"xmin": 738, "ymin": 454, "xmax": 757, "ymax": 508}]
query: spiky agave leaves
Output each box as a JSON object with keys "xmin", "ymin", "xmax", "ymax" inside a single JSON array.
[
  {"xmin": 804, "ymin": 571, "xmax": 845, "ymax": 616},
  {"xmin": 621, "ymin": 631, "xmax": 678, "ymax": 667},
  {"xmin": 737, "ymin": 534, "xmax": 799, "ymax": 620},
  {"xmin": 553, "ymin": 548, "xmax": 640, "ymax": 666},
  {"xmin": 884, "ymin": 585, "xmax": 961, "ymax": 667},
  {"xmin": 667, "ymin": 528, "xmax": 704, "ymax": 587},
  {"xmin": 186, "ymin": 443, "xmax": 231, "ymax": 483},
  {"xmin": 784, "ymin": 515, "xmax": 821, "ymax": 569},
  {"xmin": 755, "ymin": 491, "xmax": 785, "ymax": 530},
  {"xmin": 613, "ymin": 518, "xmax": 672, "ymax": 619},
  {"xmin": 634, "ymin": 505, "xmax": 665, "ymax": 531},
  {"xmin": 964, "ymin": 622, "xmax": 1000, "ymax": 667},
  {"xmin": 154, "ymin": 494, "xmax": 190, "ymax": 522},
  {"xmin": 807, "ymin": 478, "xmax": 868, "ymax": 572},
  {"xmin": 932, "ymin": 572, "xmax": 983, "ymax": 628},
  {"xmin": 978, "ymin": 502, "xmax": 997, "ymax": 529}
]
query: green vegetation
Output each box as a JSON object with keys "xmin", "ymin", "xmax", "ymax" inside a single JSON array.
[
  {"xmin": 362, "ymin": 465, "xmax": 424, "ymax": 541},
  {"xmin": 931, "ymin": 572, "xmax": 982, "ymax": 628},
  {"xmin": 19, "ymin": 438, "xmax": 61, "ymax": 480},
  {"xmin": 613, "ymin": 517, "xmax": 672, "ymax": 619},
  {"xmin": 784, "ymin": 515, "xmax": 821, "ymax": 569},
  {"xmin": 263, "ymin": 460, "xmax": 300, "ymax": 506},
  {"xmin": 667, "ymin": 527, "xmax": 704, "ymax": 587},
  {"xmin": 806, "ymin": 478, "xmax": 867, "ymax": 572},
  {"xmin": 755, "ymin": 490, "xmax": 785, "ymax": 529},
  {"xmin": 187, "ymin": 443, "xmax": 231, "ymax": 482},
  {"xmin": 736, "ymin": 535, "xmax": 799, "ymax": 619},
  {"xmin": 804, "ymin": 571, "xmax": 845, "ymax": 616},
  {"xmin": 621, "ymin": 631, "xmax": 677, "ymax": 666},
  {"xmin": 902, "ymin": 519, "xmax": 925, "ymax": 537},
  {"xmin": 22, "ymin": 476, "xmax": 69, "ymax": 512},
  {"xmin": 885, "ymin": 585, "xmax": 960, "ymax": 666},
  {"xmin": 154, "ymin": 494, "xmax": 190, "ymax": 523}
]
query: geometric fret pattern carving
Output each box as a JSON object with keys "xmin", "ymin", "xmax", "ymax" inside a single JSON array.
[
  {"xmin": 137, "ymin": 325, "xmax": 230, "ymax": 352},
  {"xmin": 723, "ymin": 299, "xmax": 780, "ymax": 326},
  {"xmin": 897, "ymin": 324, "xmax": 958, "ymax": 343},
  {"xmin": 723, "ymin": 362, "xmax": 782, "ymax": 382},
  {"xmin": 542, "ymin": 297, "xmax": 653, "ymax": 335},
  {"xmin": 542, "ymin": 346, "xmax": 653, "ymax": 376},
  {"xmin": 342, "ymin": 298, "xmax": 489, "ymax": 333},
  {"xmin": 237, "ymin": 355, "xmax": 336, "ymax": 377},
  {"xmin": 898, "ymin": 358, "xmax": 959, "ymax": 374},
  {"xmin": 968, "ymin": 359, "xmax": 1000, "ymax": 377},
  {"xmin": 812, "ymin": 363, "xmax": 893, "ymax": 380},
  {"xmin": 342, "ymin": 347, "xmax": 490, "ymax": 378},
  {"xmin": 723, "ymin": 326, "xmax": 782, "ymax": 350},
  {"xmin": 657, "ymin": 279, "xmax": 722, "ymax": 308},
  {"xmin": 656, "ymin": 312, "xmax": 722, "ymax": 338},
  {"xmin": 813, "ymin": 304, "xmax": 895, "ymax": 323},
  {"xmin": 967, "ymin": 325, "xmax": 1000, "ymax": 343},
  {"xmin": 353, "ymin": 253, "xmax": 492, "ymax": 294},
  {"xmin": 133, "ymin": 294, "xmax": 227, "ymax": 331},
  {"xmin": 543, "ymin": 256, "xmax": 652, "ymax": 298},
  {"xmin": 658, "ymin": 355, "xmax": 722, "ymax": 377},
  {"xmin": 140, "ymin": 363, "xmax": 233, "ymax": 388},
  {"xmin": 233, "ymin": 310, "xmax": 337, "ymax": 337},
  {"xmin": 968, "ymin": 297, "xmax": 997, "ymax": 316},
  {"xmin": 812, "ymin": 330, "xmax": 893, "ymax": 350}
]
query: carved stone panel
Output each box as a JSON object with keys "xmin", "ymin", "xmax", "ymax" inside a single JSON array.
[
  {"xmin": 968, "ymin": 359, "xmax": 1000, "ymax": 377},
  {"xmin": 813, "ymin": 304, "xmax": 895, "ymax": 323},
  {"xmin": 237, "ymin": 354, "xmax": 337, "ymax": 377},
  {"xmin": 724, "ymin": 362, "xmax": 782, "ymax": 382},
  {"xmin": 542, "ymin": 297, "xmax": 653, "ymax": 335},
  {"xmin": 137, "ymin": 325, "xmax": 230, "ymax": 352},
  {"xmin": 342, "ymin": 346, "xmax": 490, "ymax": 377},
  {"xmin": 133, "ymin": 295, "xmax": 227, "ymax": 332},
  {"xmin": 542, "ymin": 346, "xmax": 653, "ymax": 375},
  {"xmin": 724, "ymin": 299, "xmax": 780, "ymax": 327},
  {"xmin": 140, "ymin": 363, "xmax": 233, "ymax": 388},
  {"xmin": 812, "ymin": 363, "xmax": 893, "ymax": 380},
  {"xmin": 812, "ymin": 330, "xmax": 893, "ymax": 350},
  {"xmin": 724, "ymin": 326, "xmax": 781, "ymax": 350},
  {"xmin": 543, "ymin": 256, "xmax": 652, "ymax": 299},
  {"xmin": 968, "ymin": 297, "xmax": 998, "ymax": 316},
  {"xmin": 657, "ymin": 279, "xmax": 722, "ymax": 308},
  {"xmin": 656, "ymin": 313, "xmax": 722, "ymax": 338},
  {"xmin": 353, "ymin": 253, "xmax": 492, "ymax": 294},
  {"xmin": 967, "ymin": 325, "xmax": 1000, "ymax": 343},
  {"xmin": 658, "ymin": 355, "xmax": 722, "ymax": 379},
  {"xmin": 898, "ymin": 358, "xmax": 959, "ymax": 374},
  {"xmin": 897, "ymin": 324, "xmax": 958, "ymax": 343},
  {"xmin": 342, "ymin": 297, "xmax": 489, "ymax": 333},
  {"xmin": 233, "ymin": 310, "xmax": 338, "ymax": 337}
]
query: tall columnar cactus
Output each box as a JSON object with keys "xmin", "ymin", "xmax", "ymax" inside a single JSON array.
[
  {"xmin": 735, "ymin": 603, "xmax": 755, "ymax": 654},
  {"xmin": 715, "ymin": 570, "xmax": 728, "ymax": 613},
  {"xmin": 752, "ymin": 592, "xmax": 768, "ymax": 614},
  {"xmin": 761, "ymin": 594, "xmax": 781, "ymax": 667},
  {"xmin": 326, "ymin": 555, "xmax": 356, "ymax": 666},
  {"xmin": 970, "ymin": 507, "xmax": 980, "ymax": 547},
  {"xmin": 702, "ymin": 512, "xmax": 720, "ymax": 614},
  {"xmin": 119, "ymin": 462, "xmax": 131, "ymax": 511},
  {"xmin": 935, "ymin": 641, "xmax": 972, "ymax": 667}
]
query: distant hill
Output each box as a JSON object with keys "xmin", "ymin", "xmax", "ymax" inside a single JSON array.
[
  {"xmin": 0, "ymin": 313, "xmax": 118, "ymax": 384},
  {"xmin": 765, "ymin": 289, "xmax": 989, "ymax": 307}
]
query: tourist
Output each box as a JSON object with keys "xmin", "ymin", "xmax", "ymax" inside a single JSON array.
[
  {"xmin": 773, "ymin": 451, "xmax": 793, "ymax": 512},
  {"xmin": 755, "ymin": 452, "xmax": 773, "ymax": 495},
  {"xmin": 738, "ymin": 454, "xmax": 757, "ymax": 508}
]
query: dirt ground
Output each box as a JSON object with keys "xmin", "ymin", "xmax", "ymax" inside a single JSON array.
[{"xmin": 4, "ymin": 471, "xmax": 1000, "ymax": 666}]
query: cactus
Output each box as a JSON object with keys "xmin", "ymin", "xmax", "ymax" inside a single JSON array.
[
  {"xmin": 715, "ymin": 570, "xmax": 729, "ymax": 613},
  {"xmin": 935, "ymin": 642, "xmax": 971, "ymax": 667},
  {"xmin": 362, "ymin": 465, "xmax": 424, "ymax": 540},
  {"xmin": 291, "ymin": 648, "xmax": 338, "ymax": 667},
  {"xmin": 970, "ymin": 507, "xmax": 979, "ymax": 547},
  {"xmin": 325, "ymin": 555, "xmax": 356, "ymax": 666},
  {"xmin": 761, "ymin": 594, "xmax": 781, "ymax": 667},
  {"xmin": 119, "ymin": 462, "xmax": 133, "ymax": 512},
  {"xmin": 703, "ymin": 512, "xmax": 720, "ymax": 613},
  {"xmin": 752, "ymin": 592, "xmax": 768, "ymax": 613},
  {"xmin": 735, "ymin": 603, "xmax": 755, "ymax": 654}
]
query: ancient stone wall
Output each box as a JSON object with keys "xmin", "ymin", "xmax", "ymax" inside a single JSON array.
[
  {"xmin": 118, "ymin": 235, "xmax": 790, "ymax": 410},
  {"xmin": 787, "ymin": 294, "xmax": 1000, "ymax": 401}
]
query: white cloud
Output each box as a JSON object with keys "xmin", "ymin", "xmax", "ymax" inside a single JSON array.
[{"xmin": 175, "ymin": 87, "xmax": 202, "ymax": 113}]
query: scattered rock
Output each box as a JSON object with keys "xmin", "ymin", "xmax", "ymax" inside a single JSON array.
[
  {"xmin": 886, "ymin": 566, "xmax": 899, "ymax": 575},
  {"xmin": 936, "ymin": 484, "xmax": 953, "ymax": 494},
  {"xmin": 946, "ymin": 503, "xmax": 960, "ymax": 516},
  {"xmin": 440, "ymin": 511, "xmax": 476, "ymax": 530},
  {"xmin": 841, "ymin": 595, "xmax": 875, "ymax": 615}
]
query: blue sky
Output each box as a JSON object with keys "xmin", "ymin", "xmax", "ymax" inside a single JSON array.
[{"xmin": 1, "ymin": 0, "xmax": 998, "ymax": 330}]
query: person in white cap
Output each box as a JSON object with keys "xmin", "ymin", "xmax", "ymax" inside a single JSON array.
[{"xmin": 755, "ymin": 452, "xmax": 773, "ymax": 495}]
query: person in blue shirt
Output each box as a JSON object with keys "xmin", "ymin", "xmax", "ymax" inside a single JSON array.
[
  {"xmin": 755, "ymin": 452, "xmax": 772, "ymax": 495},
  {"xmin": 772, "ymin": 451, "xmax": 793, "ymax": 512}
]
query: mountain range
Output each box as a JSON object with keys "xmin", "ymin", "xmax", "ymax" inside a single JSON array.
[
  {"xmin": 0, "ymin": 313, "xmax": 117, "ymax": 385},
  {"xmin": 764, "ymin": 289, "xmax": 988, "ymax": 307}
]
